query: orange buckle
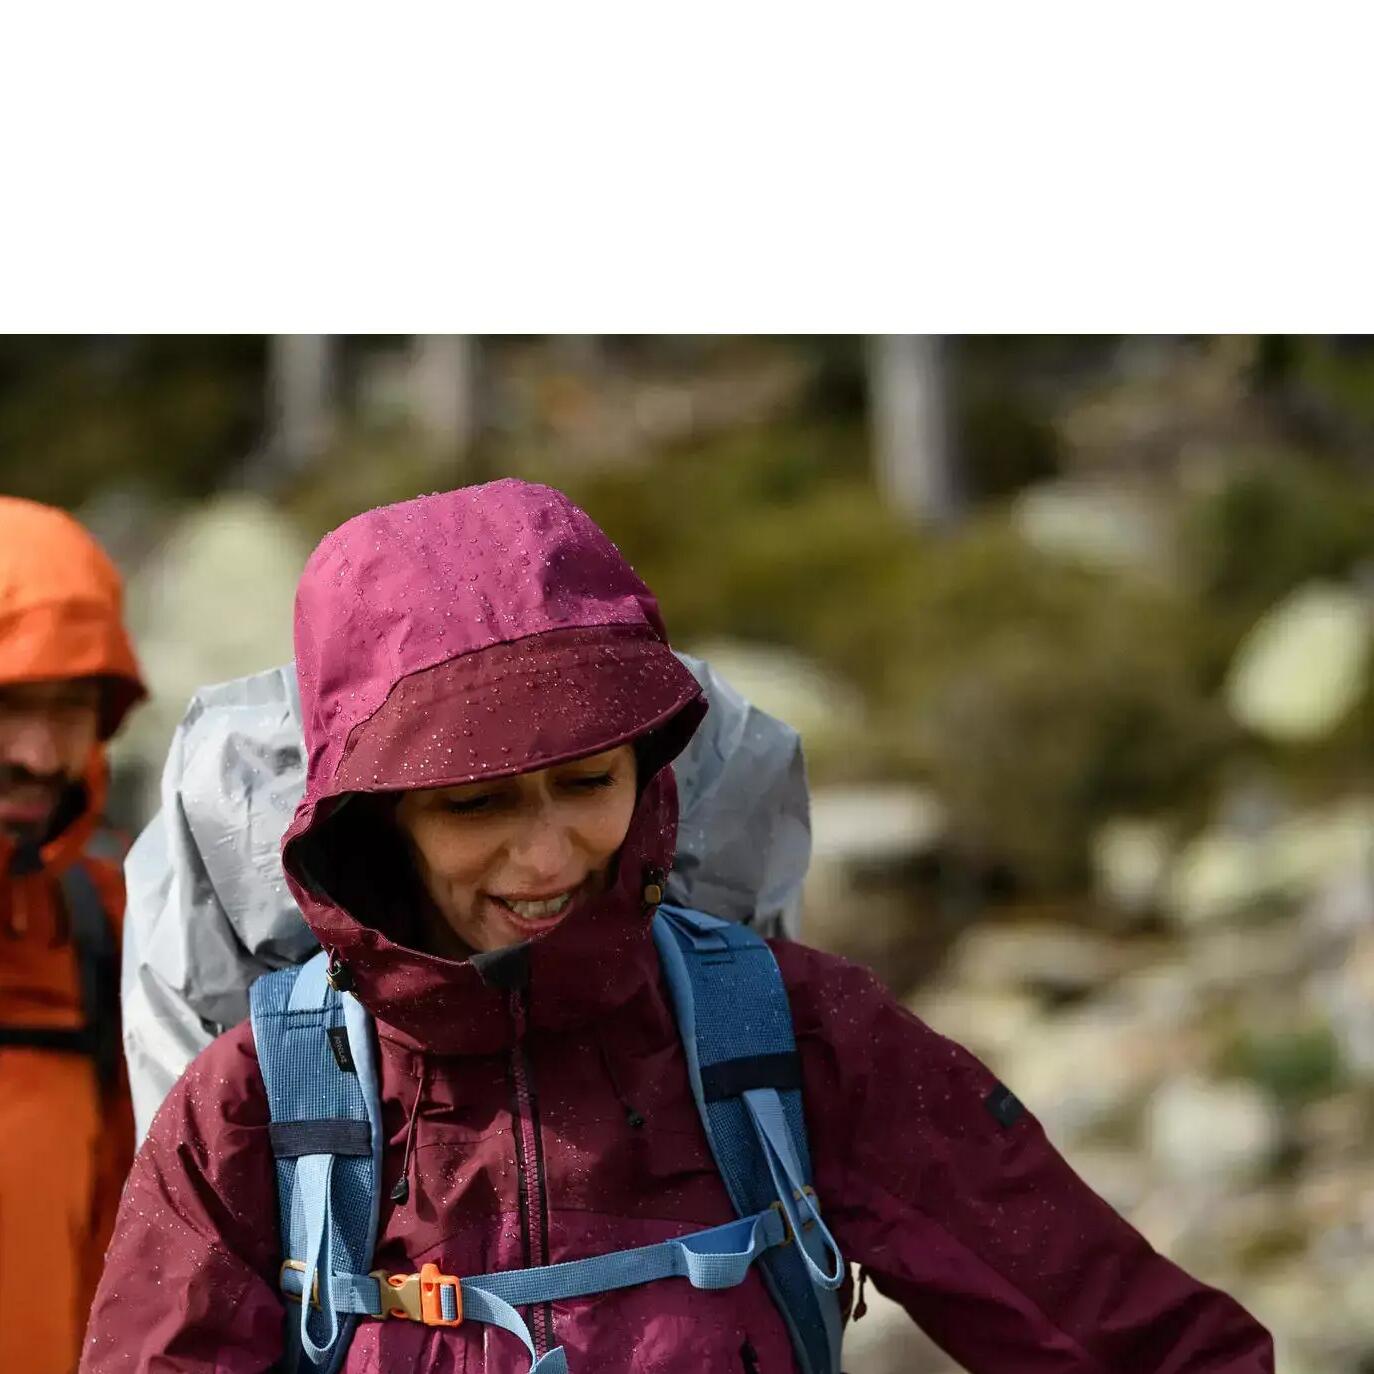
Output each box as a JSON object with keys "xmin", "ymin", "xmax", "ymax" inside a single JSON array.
[
  {"xmin": 769, "ymin": 1186, "xmax": 820, "ymax": 1247},
  {"xmin": 372, "ymin": 1263, "xmax": 463, "ymax": 1326},
  {"xmin": 281, "ymin": 1259, "xmax": 320, "ymax": 1309}
]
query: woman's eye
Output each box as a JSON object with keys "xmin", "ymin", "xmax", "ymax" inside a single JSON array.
[
  {"xmin": 565, "ymin": 772, "xmax": 615, "ymax": 791},
  {"xmin": 442, "ymin": 794, "xmax": 497, "ymax": 815}
]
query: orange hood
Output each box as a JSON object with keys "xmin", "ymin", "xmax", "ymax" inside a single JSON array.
[
  {"xmin": 0, "ymin": 497, "xmax": 145, "ymax": 738},
  {"xmin": 0, "ymin": 497, "xmax": 145, "ymax": 874}
]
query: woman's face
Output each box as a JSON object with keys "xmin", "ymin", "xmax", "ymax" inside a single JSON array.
[{"xmin": 394, "ymin": 744, "xmax": 639, "ymax": 955}]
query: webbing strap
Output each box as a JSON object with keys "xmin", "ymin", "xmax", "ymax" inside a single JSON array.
[
  {"xmin": 281, "ymin": 1209, "xmax": 788, "ymax": 1374},
  {"xmin": 651, "ymin": 904, "xmax": 845, "ymax": 1374},
  {"xmin": 288, "ymin": 952, "xmax": 331, "ymax": 1012},
  {"xmin": 251, "ymin": 952, "xmax": 381, "ymax": 1374},
  {"xmin": 743, "ymin": 1089, "xmax": 844, "ymax": 1289},
  {"xmin": 58, "ymin": 861, "xmax": 120, "ymax": 1090},
  {"xmin": 269, "ymin": 1120, "xmax": 372, "ymax": 1158},
  {"xmin": 296, "ymin": 1153, "xmax": 341, "ymax": 1362}
]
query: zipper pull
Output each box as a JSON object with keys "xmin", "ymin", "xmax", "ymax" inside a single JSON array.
[{"xmin": 854, "ymin": 1265, "xmax": 870, "ymax": 1320}]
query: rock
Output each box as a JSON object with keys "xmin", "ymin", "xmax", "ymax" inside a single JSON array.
[
  {"xmin": 1189, "ymin": 923, "xmax": 1314, "ymax": 995},
  {"xmin": 1012, "ymin": 480, "xmax": 1168, "ymax": 576},
  {"xmin": 904, "ymin": 986, "xmax": 1040, "ymax": 1068},
  {"xmin": 1225, "ymin": 581, "xmax": 1373, "ymax": 743},
  {"xmin": 801, "ymin": 785, "xmax": 948, "ymax": 988},
  {"xmin": 1303, "ymin": 869, "xmax": 1374, "ymax": 1080},
  {"xmin": 1167, "ymin": 801, "xmax": 1374, "ymax": 929},
  {"xmin": 109, "ymin": 495, "xmax": 311, "ymax": 820},
  {"xmin": 1144, "ymin": 1076, "xmax": 1282, "ymax": 1188},
  {"xmin": 1113, "ymin": 958, "xmax": 1209, "ymax": 1030},
  {"xmin": 1294, "ymin": 1157, "xmax": 1374, "ymax": 1250},
  {"xmin": 682, "ymin": 638, "xmax": 864, "ymax": 756},
  {"xmin": 937, "ymin": 922, "xmax": 1127, "ymax": 1006},
  {"xmin": 1059, "ymin": 1145, "xmax": 1152, "ymax": 1215},
  {"xmin": 1268, "ymin": 800, "xmax": 1374, "ymax": 901},
  {"xmin": 1091, "ymin": 817, "xmax": 1173, "ymax": 918},
  {"xmin": 809, "ymin": 785, "xmax": 945, "ymax": 866},
  {"xmin": 1166, "ymin": 831, "xmax": 1272, "ymax": 927},
  {"xmin": 1315, "ymin": 926, "xmax": 1374, "ymax": 1080},
  {"xmin": 996, "ymin": 1000, "xmax": 1175, "ymax": 1146},
  {"xmin": 1245, "ymin": 1261, "xmax": 1369, "ymax": 1374}
]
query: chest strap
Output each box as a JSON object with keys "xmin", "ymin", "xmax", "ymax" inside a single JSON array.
[{"xmin": 282, "ymin": 1206, "xmax": 803, "ymax": 1374}]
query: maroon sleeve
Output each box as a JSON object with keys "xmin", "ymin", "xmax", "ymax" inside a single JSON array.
[
  {"xmin": 80, "ymin": 1022, "xmax": 285, "ymax": 1374},
  {"xmin": 774, "ymin": 942, "xmax": 1274, "ymax": 1374}
]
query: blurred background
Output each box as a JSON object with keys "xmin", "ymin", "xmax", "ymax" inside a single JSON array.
[{"xmin": 3, "ymin": 334, "xmax": 1373, "ymax": 1372}]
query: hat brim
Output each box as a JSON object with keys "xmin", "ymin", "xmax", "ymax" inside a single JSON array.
[{"xmin": 330, "ymin": 624, "xmax": 705, "ymax": 798}]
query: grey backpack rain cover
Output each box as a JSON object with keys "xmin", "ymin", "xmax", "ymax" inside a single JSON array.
[{"xmin": 122, "ymin": 653, "xmax": 812, "ymax": 1140}]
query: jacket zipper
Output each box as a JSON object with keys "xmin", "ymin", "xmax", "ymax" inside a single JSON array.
[{"xmin": 509, "ymin": 988, "xmax": 553, "ymax": 1356}]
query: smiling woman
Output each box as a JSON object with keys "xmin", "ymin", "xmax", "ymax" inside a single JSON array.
[{"xmin": 394, "ymin": 744, "xmax": 639, "ymax": 955}]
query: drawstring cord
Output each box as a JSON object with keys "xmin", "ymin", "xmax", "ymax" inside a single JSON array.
[
  {"xmin": 390, "ymin": 1059, "xmax": 429, "ymax": 1205},
  {"xmin": 596, "ymin": 1030, "xmax": 645, "ymax": 1130}
]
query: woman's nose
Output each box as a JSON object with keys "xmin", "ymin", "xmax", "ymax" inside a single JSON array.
[{"xmin": 504, "ymin": 816, "xmax": 576, "ymax": 884}]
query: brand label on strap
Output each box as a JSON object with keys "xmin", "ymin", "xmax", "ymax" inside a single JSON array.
[{"xmin": 327, "ymin": 1025, "xmax": 357, "ymax": 1074}]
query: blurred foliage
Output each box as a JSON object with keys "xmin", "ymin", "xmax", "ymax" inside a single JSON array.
[
  {"xmin": 1218, "ymin": 1023, "xmax": 1347, "ymax": 1107},
  {"xmin": 0, "ymin": 337, "xmax": 265, "ymax": 507},
  {"xmin": 537, "ymin": 426, "xmax": 1241, "ymax": 890},
  {"xmin": 1180, "ymin": 457, "xmax": 1374, "ymax": 667},
  {"xmin": 3, "ymin": 333, "xmax": 1373, "ymax": 898},
  {"xmin": 885, "ymin": 522, "xmax": 1233, "ymax": 888},
  {"xmin": 284, "ymin": 427, "xmax": 458, "ymax": 542}
]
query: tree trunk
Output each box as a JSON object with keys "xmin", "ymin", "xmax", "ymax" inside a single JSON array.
[
  {"xmin": 869, "ymin": 335, "xmax": 960, "ymax": 526},
  {"xmin": 268, "ymin": 334, "xmax": 337, "ymax": 473},
  {"xmin": 410, "ymin": 335, "xmax": 477, "ymax": 465}
]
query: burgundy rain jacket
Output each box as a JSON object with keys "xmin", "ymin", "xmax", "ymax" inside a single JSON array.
[{"xmin": 83, "ymin": 481, "xmax": 1273, "ymax": 1374}]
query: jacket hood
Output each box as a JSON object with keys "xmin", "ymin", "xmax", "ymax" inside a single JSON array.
[
  {"xmin": 0, "ymin": 497, "xmax": 146, "ymax": 739},
  {"xmin": 280, "ymin": 481, "xmax": 707, "ymax": 1052},
  {"xmin": 0, "ymin": 497, "xmax": 143, "ymax": 876}
]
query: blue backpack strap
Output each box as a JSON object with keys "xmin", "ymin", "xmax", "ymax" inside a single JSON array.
[
  {"xmin": 282, "ymin": 1207, "xmax": 796, "ymax": 1374},
  {"xmin": 652, "ymin": 906, "xmax": 845, "ymax": 1374},
  {"xmin": 250, "ymin": 951, "xmax": 384, "ymax": 1373}
]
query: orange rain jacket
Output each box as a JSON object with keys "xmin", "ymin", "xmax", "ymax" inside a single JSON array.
[{"xmin": 0, "ymin": 497, "xmax": 145, "ymax": 1374}]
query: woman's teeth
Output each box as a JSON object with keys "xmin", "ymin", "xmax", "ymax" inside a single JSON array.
[{"xmin": 501, "ymin": 893, "xmax": 573, "ymax": 921}]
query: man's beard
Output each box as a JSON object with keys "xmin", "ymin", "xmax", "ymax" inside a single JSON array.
[{"xmin": 0, "ymin": 764, "xmax": 68, "ymax": 846}]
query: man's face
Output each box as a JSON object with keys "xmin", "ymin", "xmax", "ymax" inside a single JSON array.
[{"xmin": 0, "ymin": 678, "xmax": 102, "ymax": 843}]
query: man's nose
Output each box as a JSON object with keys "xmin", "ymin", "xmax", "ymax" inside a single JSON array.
[{"xmin": 1, "ymin": 717, "xmax": 64, "ymax": 778}]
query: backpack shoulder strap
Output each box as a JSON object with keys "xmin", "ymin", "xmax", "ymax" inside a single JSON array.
[
  {"xmin": 249, "ymin": 951, "xmax": 383, "ymax": 1374},
  {"xmin": 652, "ymin": 906, "xmax": 845, "ymax": 1374},
  {"xmin": 58, "ymin": 860, "xmax": 120, "ymax": 1092}
]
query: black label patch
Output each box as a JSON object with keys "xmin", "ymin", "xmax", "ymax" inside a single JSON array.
[
  {"xmin": 327, "ymin": 1025, "xmax": 356, "ymax": 1074},
  {"xmin": 985, "ymin": 1082, "xmax": 1026, "ymax": 1129}
]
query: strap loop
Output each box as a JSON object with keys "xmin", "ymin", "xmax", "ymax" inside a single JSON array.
[{"xmin": 743, "ymin": 1087, "xmax": 845, "ymax": 1291}]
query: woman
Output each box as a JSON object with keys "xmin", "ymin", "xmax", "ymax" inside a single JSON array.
[{"xmin": 83, "ymin": 480, "xmax": 1272, "ymax": 1373}]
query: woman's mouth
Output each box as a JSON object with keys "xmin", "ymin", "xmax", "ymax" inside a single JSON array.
[{"xmin": 488, "ymin": 888, "xmax": 579, "ymax": 934}]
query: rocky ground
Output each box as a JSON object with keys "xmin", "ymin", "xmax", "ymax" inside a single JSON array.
[{"xmin": 805, "ymin": 817, "xmax": 1374, "ymax": 1374}]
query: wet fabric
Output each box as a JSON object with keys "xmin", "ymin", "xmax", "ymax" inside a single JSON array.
[
  {"xmin": 0, "ymin": 497, "xmax": 145, "ymax": 738},
  {"xmin": 0, "ymin": 497, "xmax": 144, "ymax": 1374},
  {"xmin": 86, "ymin": 481, "xmax": 1273, "ymax": 1373}
]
